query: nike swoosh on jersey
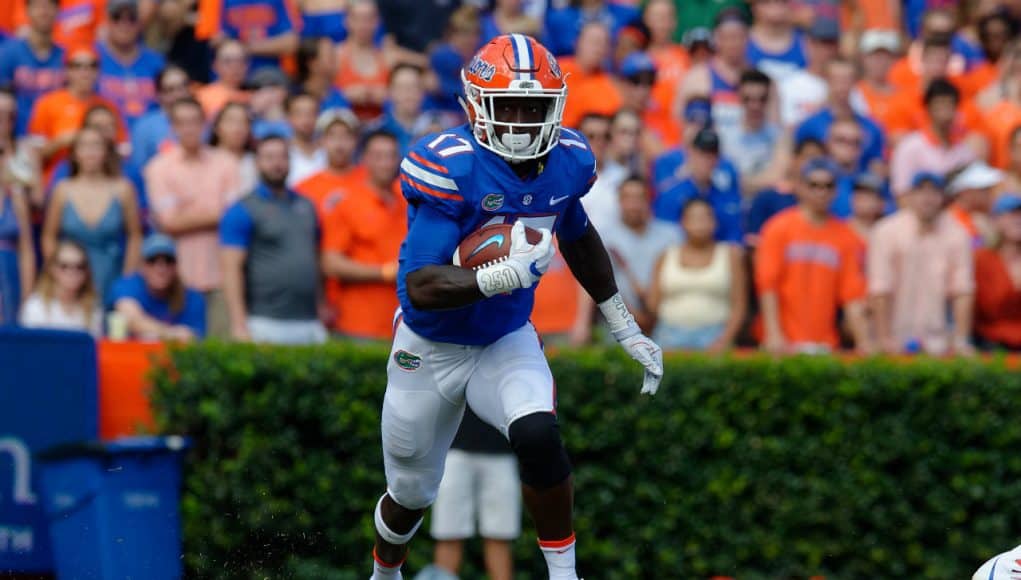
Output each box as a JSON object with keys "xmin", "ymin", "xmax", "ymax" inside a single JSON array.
[
  {"xmin": 466, "ymin": 234, "xmax": 505, "ymax": 261},
  {"xmin": 550, "ymin": 194, "xmax": 570, "ymax": 205}
]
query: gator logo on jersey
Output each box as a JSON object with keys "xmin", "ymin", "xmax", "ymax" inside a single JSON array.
[
  {"xmin": 467, "ymin": 56, "xmax": 497, "ymax": 82},
  {"xmin": 482, "ymin": 193, "xmax": 505, "ymax": 211},
  {"xmin": 393, "ymin": 350, "xmax": 422, "ymax": 372}
]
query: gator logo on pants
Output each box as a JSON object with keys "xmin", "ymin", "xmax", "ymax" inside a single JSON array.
[{"xmin": 393, "ymin": 350, "xmax": 422, "ymax": 371}]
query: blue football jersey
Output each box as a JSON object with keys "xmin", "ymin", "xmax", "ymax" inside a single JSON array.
[{"xmin": 396, "ymin": 124, "xmax": 597, "ymax": 346}]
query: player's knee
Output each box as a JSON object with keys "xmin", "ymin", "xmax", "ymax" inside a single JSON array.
[
  {"xmin": 386, "ymin": 470, "xmax": 442, "ymax": 510},
  {"xmin": 508, "ymin": 412, "xmax": 571, "ymax": 489}
]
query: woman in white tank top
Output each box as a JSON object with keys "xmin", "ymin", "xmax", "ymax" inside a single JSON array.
[{"xmin": 647, "ymin": 199, "xmax": 747, "ymax": 351}]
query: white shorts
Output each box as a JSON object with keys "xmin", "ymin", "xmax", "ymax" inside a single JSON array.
[
  {"xmin": 247, "ymin": 316, "xmax": 327, "ymax": 345},
  {"xmin": 430, "ymin": 449, "xmax": 522, "ymax": 541},
  {"xmin": 381, "ymin": 318, "xmax": 554, "ymax": 510}
]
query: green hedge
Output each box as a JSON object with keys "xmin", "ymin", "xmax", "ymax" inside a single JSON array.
[{"xmin": 150, "ymin": 344, "xmax": 1021, "ymax": 579}]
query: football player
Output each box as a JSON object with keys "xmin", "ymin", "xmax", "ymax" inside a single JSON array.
[
  {"xmin": 974, "ymin": 544, "xmax": 1021, "ymax": 580},
  {"xmin": 370, "ymin": 34, "xmax": 663, "ymax": 580}
]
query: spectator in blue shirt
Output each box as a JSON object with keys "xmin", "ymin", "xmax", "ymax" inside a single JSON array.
[
  {"xmin": 0, "ymin": 0, "xmax": 65, "ymax": 136},
  {"xmin": 427, "ymin": 5, "xmax": 481, "ymax": 115},
  {"xmin": 543, "ymin": 0, "xmax": 640, "ymax": 57},
  {"xmin": 248, "ymin": 67, "xmax": 293, "ymax": 141},
  {"xmin": 98, "ymin": 0, "xmax": 166, "ymax": 129},
  {"xmin": 653, "ymin": 127, "xmax": 743, "ymax": 243},
  {"xmin": 651, "ymin": 96, "xmax": 741, "ymax": 199},
  {"xmin": 130, "ymin": 64, "xmax": 192, "ymax": 171},
  {"xmin": 109, "ymin": 233, "xmax": 206, "ymax": 341},
  {"xmin": 368, "ymin": 64, "xmax": 437, "ymax": 159},
  {"xmin": 795, "ymin": 58, "xmax": 885, "ymax": 174}
]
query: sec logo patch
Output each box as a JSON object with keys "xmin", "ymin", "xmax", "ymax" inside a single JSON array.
[{"xmin": 482, "ymin": 193, "xmax": 504, "ymax": 211}]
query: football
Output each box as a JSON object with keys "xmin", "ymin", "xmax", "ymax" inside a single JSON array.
[{"xmin": 454, "ymin": 224, "xmax": 543, "ymax": 270}]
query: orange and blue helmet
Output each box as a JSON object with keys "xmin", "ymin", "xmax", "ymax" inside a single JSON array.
[{"xmin": 461, "ymin": 34, "xmax": 567, "ymax": 162}]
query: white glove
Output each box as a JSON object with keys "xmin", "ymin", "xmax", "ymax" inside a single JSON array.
[
  {"xmin": 598, "ymin": 293, "xmax": 664, "ymax": 395},
  {"xmin": 619, "ymin": 332, "xmax": 664, "ymax": 395},
  {"xmin": 475, "ymin": 221, "xmax": 554, "ymax": 297}
]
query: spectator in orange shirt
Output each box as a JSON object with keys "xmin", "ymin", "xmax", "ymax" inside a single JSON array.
[
  {"xmin": 756, "ymin": 157, "xmax": 871, "ymax": 354},
  {"xmin": 335, "ymin": 0, "xmax": 389, "ymax": 122},
  {"xmin": 977, "ymin": 44, "xmax": 1021, "ymax": 170},
  {"xmin": 850, "ymin": 30, "xmax": 901, "ymax": 134},
  {"xmin": 616, "ymin": 52, "xmax": 681, "ymax": 155},
  {"xmin": 196, "ymin": 39, "xmax": 250, "ymax": 119},
  {"xmin": 884, "ymin": 35, "xmax": 987, "ymax": 145},
  {"xmin": 960, "ymin": 11, "xmax": 1016, "ymax": 100},
  {"xmin": 889, "ymin": 10, "xmax": 968, "ymax": 94},
  {"xmin": 319, "ymin": 129, "xmax": 404, "ymax": 339},
  {"xmin": 841, "ymin": 0, "xmax": 901, "ymax": 56},
  {"xmin": 28, "ymin": 45, "xmax": 124, "ymax": 179},
  {"xmin": 559, "ymin": 21, "xmax": 622, "ymax": 129},
  {"xmin": 13, "ymin": 0, "xmax": 104, "ymax": 48},
  {"xmin": 643, "ymin": 0, "xmax": 688, "ymax": 119},
  {"xmin": 293, "ymin": 107, "xmax": 361, "ymax": 217},
  {"xmin": 974, "ymin": 194, "xmax": 1021, "ymax": 350}
]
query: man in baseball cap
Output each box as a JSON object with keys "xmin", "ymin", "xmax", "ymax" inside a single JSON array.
[{"xmin": 948, "ymin": 161, "xmax": 1003, "ymax": 247}]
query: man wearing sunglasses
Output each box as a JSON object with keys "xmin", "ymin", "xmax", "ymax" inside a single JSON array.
[
  {"xmin": 98, "ymin": 0, "xmax": 166, "ymax": 129},
  {"xmin": 109, "ymin": 233, "xmax": 207, "ymax": 341},
  {"xmin": 724, "ymin": 68, "xmax": 785, "ymax": 195},
  {"xmin": 756, "ymin": 157, "xmax": 872, "ymax": 355},
  {"xmin": 28, "ymin": 45, "xmax": 124, "ymax": 175}
]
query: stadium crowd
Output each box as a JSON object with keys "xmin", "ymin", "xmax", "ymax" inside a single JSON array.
[{"xmin": 1, "ymin": 0, "xmax": 1021, "ymax": 357}]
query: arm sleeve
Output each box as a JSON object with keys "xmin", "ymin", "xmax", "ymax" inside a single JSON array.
[
  {"xmin": 557, "ymin": 198, "xmax": 590, "ymax": 242},
  {"xmin": 219, "ymin": 202, "xmax": 254, "ymax": 249},
  {"xmin": 401, "ymin": 203, "xmax": 462, "ymax": 273}
]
